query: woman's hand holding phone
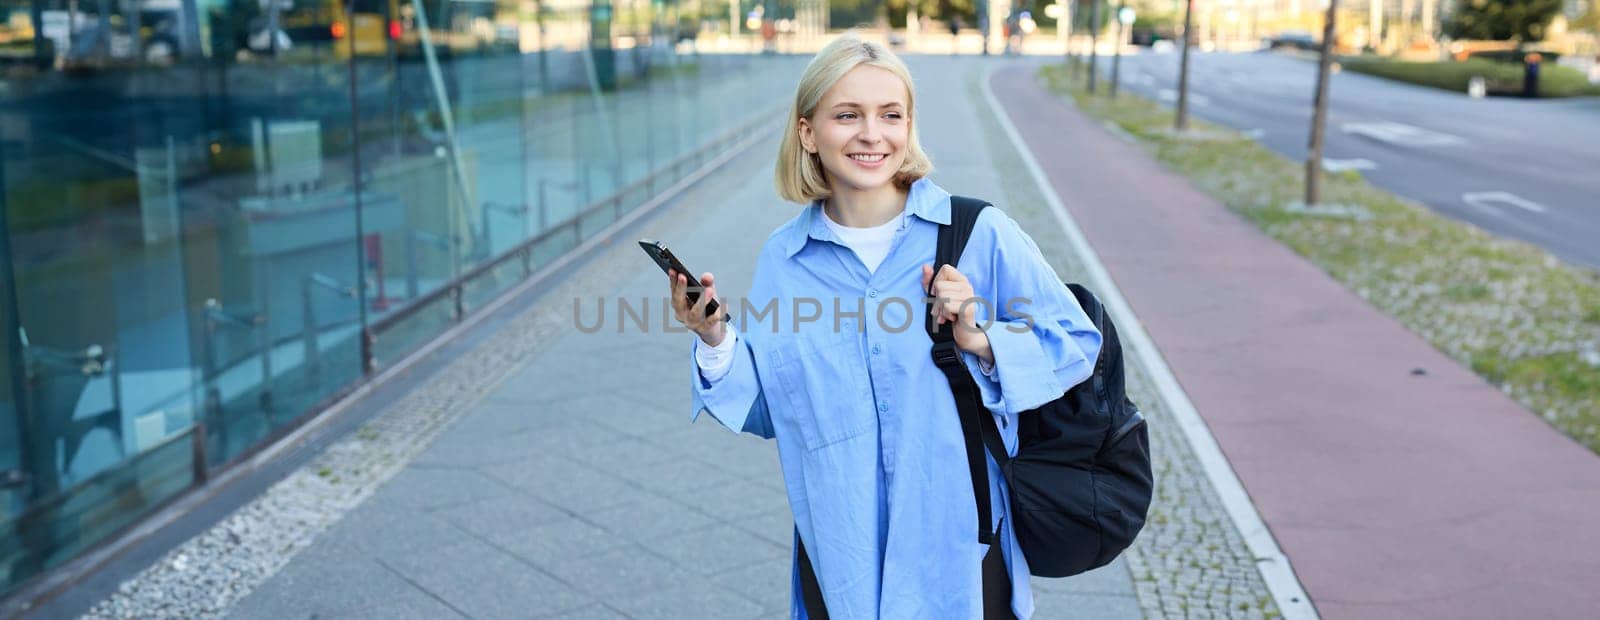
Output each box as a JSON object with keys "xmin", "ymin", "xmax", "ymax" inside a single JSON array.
[{"xmin": 670, "ymin": 269, "xmax": 728, "ymax": 347}]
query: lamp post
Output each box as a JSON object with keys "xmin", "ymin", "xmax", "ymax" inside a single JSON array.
[{"xmin": 1112, "ymin": 5, "xmax": 1134, "ymax": 98}]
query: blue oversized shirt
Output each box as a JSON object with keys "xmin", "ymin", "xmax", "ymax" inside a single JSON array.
[{"xmin": 689, "ymin": 178, "xmax": 1102, "ymax": 618}]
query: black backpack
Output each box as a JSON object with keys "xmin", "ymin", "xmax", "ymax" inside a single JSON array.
[{"xmin": 927, "ymin": 196, "xmax": 1154, "ymax": 578}]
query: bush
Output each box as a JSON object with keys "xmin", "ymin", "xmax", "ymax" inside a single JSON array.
[
  {"xmin": 1340, "ymin": 56, "xmax": 1600, "ymax": 98},
  {"xmin": 1467, "ymin": 49, "xmax": 1561, "ymax": 64}
]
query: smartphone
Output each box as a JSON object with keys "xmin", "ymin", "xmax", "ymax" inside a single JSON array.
[{"xmin": 639, "ymin": 239, "xmax": 722, "ymax": 318}]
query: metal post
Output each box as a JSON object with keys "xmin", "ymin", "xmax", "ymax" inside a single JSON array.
[
  {"xmin": 361, "ymin": 325, "xmax": 376, "ymax": 375},
  {"xmin": 345, "ymin": 0, "xmax": 370, "ymax": 383},
  {"xmin": 190, "ymin": 422, "xmax": 209, "ymax": 484},
  {"xmin": 200, "ymin": 300, "xmax": 224, "ymax": 421},
  {"xmin": 645, "ymin": 75, "xmax": 654, "ymax": 195},
  {"xmin": 254, "ymin": 300, "xmax": 271, "ymax": 411},
  {"xmin": 302, "ymin": 277, "xmax": 320, "ymax": 385},
  {"xmin": 1111, "ymin": 2, "xmax": 1125, "ymax": 98},
  {"xmin": 405, "ymin": 230, "xmax": 419, "ymax": 299},
  {"xmin": 300, "ymin": 274, "xmax": 355, "ymax": 384},
  {"xmin": 1088, "ymin": 0, "xmax": 1101, "ymax": 94},
  {"xmin": 537, "ymin": 178, "xmax": 549, "ymax": 232}
]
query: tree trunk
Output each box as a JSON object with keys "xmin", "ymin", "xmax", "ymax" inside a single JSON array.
[
  {"xmin": 1306, "ymin": 0, "xmax": 1340, "ymax": 207},
  {"xmin": 1088, "ymin": 0, "xmax": 1102, "ymax": 93}
]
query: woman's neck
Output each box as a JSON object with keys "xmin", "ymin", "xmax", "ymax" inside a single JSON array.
[{"xmin": 823, "ymin": 183, "xmax": 910, "ymax": 228}]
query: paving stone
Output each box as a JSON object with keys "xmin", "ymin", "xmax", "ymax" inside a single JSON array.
[
  {"xmin": 229, "ymin": 543, "xmax": 418, "ymax": 618},
  {"xmin": 585, "ymin": 493, "xmax": 721, "ymax": 542},
  {"xmin": 376, "ymin": 466, "xmax": 516, "ymax": 512},
  {"xmin": 606, "ymin": 581, "xmax": 767, "ymax": 620},
  {"xmin": 710, "ymin": 557, "xmax": 795, "ymax": 614},
  {"xmin": 534, "ymin": 545, "xmax": 706, "ymax": 598},
  {"xmin": 321, "ymin": 499, "xmax": 472, "ymax": 557},
  {"xmin": 377, "ymin": 539, "xmax": 593, "ymax": 619},
  {"xmin": 639, "ymin": 523, "xmax": 788, "ymax": 577}
]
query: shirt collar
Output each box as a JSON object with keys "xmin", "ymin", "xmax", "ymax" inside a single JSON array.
[{"xmin": 782, "ymin": 177, "xmax": 951, "ymax": 259}]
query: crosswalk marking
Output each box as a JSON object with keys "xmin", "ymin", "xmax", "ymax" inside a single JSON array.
[
  {"xmin": 1322, "ymin": 158, "xmax": 1378, "ymax": 172},
  {"xmin": 1462, "ymin": 191, "xmax": 1548, "ymax": 214},
  {"xmin": 1340, "ymin": 121, "xmax": 1465, "ymax": 147}
]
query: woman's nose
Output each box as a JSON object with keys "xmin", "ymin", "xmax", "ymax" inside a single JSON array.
[{"xmin": 857, "ymin": 118, "xmax": 882, "ymax": 143}]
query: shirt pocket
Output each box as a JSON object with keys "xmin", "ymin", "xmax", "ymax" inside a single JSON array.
[{"xmin": 766, "ymin": 327, "xmax": 872, "ymax": 452}]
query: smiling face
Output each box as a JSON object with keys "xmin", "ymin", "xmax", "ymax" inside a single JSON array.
[{"xmin": 797, "ymin": 65, "xmax": 911, "ymax": 198}]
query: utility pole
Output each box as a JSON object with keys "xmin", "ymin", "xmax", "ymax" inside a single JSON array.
[
  {"xmin": 1176, "ymin": 0, "xmax": 1195, "ymax": 130},
  {"xmin": 1306, "ymin": 0, "xmax": 1340, "ymax": 207},
  {"xmin": 1088, "ymin": 0, "xmax": 1101, "ymax": 93}
]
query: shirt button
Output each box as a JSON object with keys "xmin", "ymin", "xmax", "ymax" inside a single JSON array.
[
  {"xmin": 871, "ymin": 345, "xmax": 881, "ymax": 355},
  {"xmin": 878, "ymin": 401, "xmax": 889, "ymax": 412},
  {"xmin": 867, "ymin": 289, "xmax": 878, "ymax": 298}
]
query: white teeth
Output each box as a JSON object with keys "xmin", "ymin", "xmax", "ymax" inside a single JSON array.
[{"xmin": 849, "ymin": 154, "xmax": 886, "ymax": 162}]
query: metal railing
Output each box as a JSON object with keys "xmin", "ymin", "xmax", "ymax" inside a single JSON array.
[{"xmin": 362, "ymin": 105, "xmax": 776, "ymax": 374}]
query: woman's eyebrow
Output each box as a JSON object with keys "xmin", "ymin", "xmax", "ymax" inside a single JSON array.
[{"xmin": 831, "ymin": 101, "xmax": 907, "ymax": 109}]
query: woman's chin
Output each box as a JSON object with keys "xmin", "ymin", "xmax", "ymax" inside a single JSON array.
[{"xmin": 836, "ymin": 172, "xmax": 899, "ymax": 193}]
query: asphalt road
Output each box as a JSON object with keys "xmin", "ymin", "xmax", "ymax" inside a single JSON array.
[{"xmin": 1107, "ymin": 50, "xmax": 1600, "ymax": 270}]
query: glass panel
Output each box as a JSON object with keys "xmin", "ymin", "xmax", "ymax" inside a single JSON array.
[{"xmin": 0, "ymin": 0, "xmax": 806, "ymax": 597}]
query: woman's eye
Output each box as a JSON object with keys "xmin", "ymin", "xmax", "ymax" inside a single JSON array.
[
  {"xmin": 885, "ymin": 113, "xmax": 903, "ymax": 120},
  {"xmin": 837, "ymin": 112, "xmax": 858, "ymax": 120}
]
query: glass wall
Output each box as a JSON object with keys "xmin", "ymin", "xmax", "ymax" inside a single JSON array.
[{"xmin": 0, "ymin": 0, "xmax": 803, "ymax": 595}]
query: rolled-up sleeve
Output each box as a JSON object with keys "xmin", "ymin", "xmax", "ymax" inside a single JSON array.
[
  {"xmin": 689, "ymin": 331, "xmax": 773, "ymax": 438},
  {"xmin": 689, "ymin": 245, "xmax": 779, "ymax": 440},
  {"xmin": 961, "ymin": 209, "xmax": 1102, "ymax": 419}
]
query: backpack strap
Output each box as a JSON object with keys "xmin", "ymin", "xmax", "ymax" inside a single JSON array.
[
  {"xmin": 926, "ymin": 196, "xmax": 988, "ymax": 338},
  {"xmin": 927, "ymin": 196, "xmax": 1011, "ymax": 545}
]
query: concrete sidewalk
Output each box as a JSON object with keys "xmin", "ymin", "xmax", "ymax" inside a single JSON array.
[
  {"xmin": 991, "ymin": 65, "xmax": 1600, "ymax": 618},
  {"xmin": 216, "ymin": 56, "xmax": 1160, "ymax": 618},
  {"xmin": 78, "ymin": 55, "xmax": 1298, "ymax": 620}
]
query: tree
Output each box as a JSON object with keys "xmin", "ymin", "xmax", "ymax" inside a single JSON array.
[
  {"xmin": 1441, "ymin": 0, "xmax": 1564, "ymax": 43},
  {"xmin": 1574, "ymin": 5, "xmax": 1600, "ymax": 33},
  {"xmin": 1174, "ymin": 0, "xmax": 1193, "ymax": 130},
  {"xmin": 1305, "ymin": 0, "xmax": 1338, "ymax": 207}
]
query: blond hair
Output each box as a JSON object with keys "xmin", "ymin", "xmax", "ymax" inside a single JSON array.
[{"xmin": 775, "ymin": 33, "xmax": 934, "ymax": 204}]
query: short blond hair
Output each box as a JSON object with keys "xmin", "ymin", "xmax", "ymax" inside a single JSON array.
[{"xmin": 775, "ymin": 33, "xmax": 934, "ymax": 204}]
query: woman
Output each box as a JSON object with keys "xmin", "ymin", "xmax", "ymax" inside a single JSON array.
[{"xmin": 667, "ymin": 34, "xmax": 1102, "ymax": 619}]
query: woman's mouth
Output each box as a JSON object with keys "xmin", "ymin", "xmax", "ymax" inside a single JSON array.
[{"xmin": 848, "ymin": 153, "xmax": 888, "ymax": 169}]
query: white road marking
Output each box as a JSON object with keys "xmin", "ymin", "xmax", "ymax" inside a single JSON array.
[
  {"xmin": 1340, "ymin": 121, "xmax": 1464, "ymax": 147},
  {"xmin": 1322, "ymin": 158, "xmax": 1378, "ymax": 172},
  {"xmin": 1462, "ymin": 191, "xmax": 1548, "ymax": 214},
  {"xmin": 1157, "ymin": 89, "xmax": 1211, "ymax": 106}
]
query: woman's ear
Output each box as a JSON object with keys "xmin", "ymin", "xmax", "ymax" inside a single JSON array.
[{"xmin": 797, "ymin": 117, "xmax": 817, "ymax": 154}]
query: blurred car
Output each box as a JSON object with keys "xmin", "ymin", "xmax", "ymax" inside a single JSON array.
[
  {"xmin": 1264, "ymin": 31, "xmax": 1318, "ymax": 52},
  {"xmin": 1129, "ymin": 25, "xmax": 1175, "ymax": 47}
]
